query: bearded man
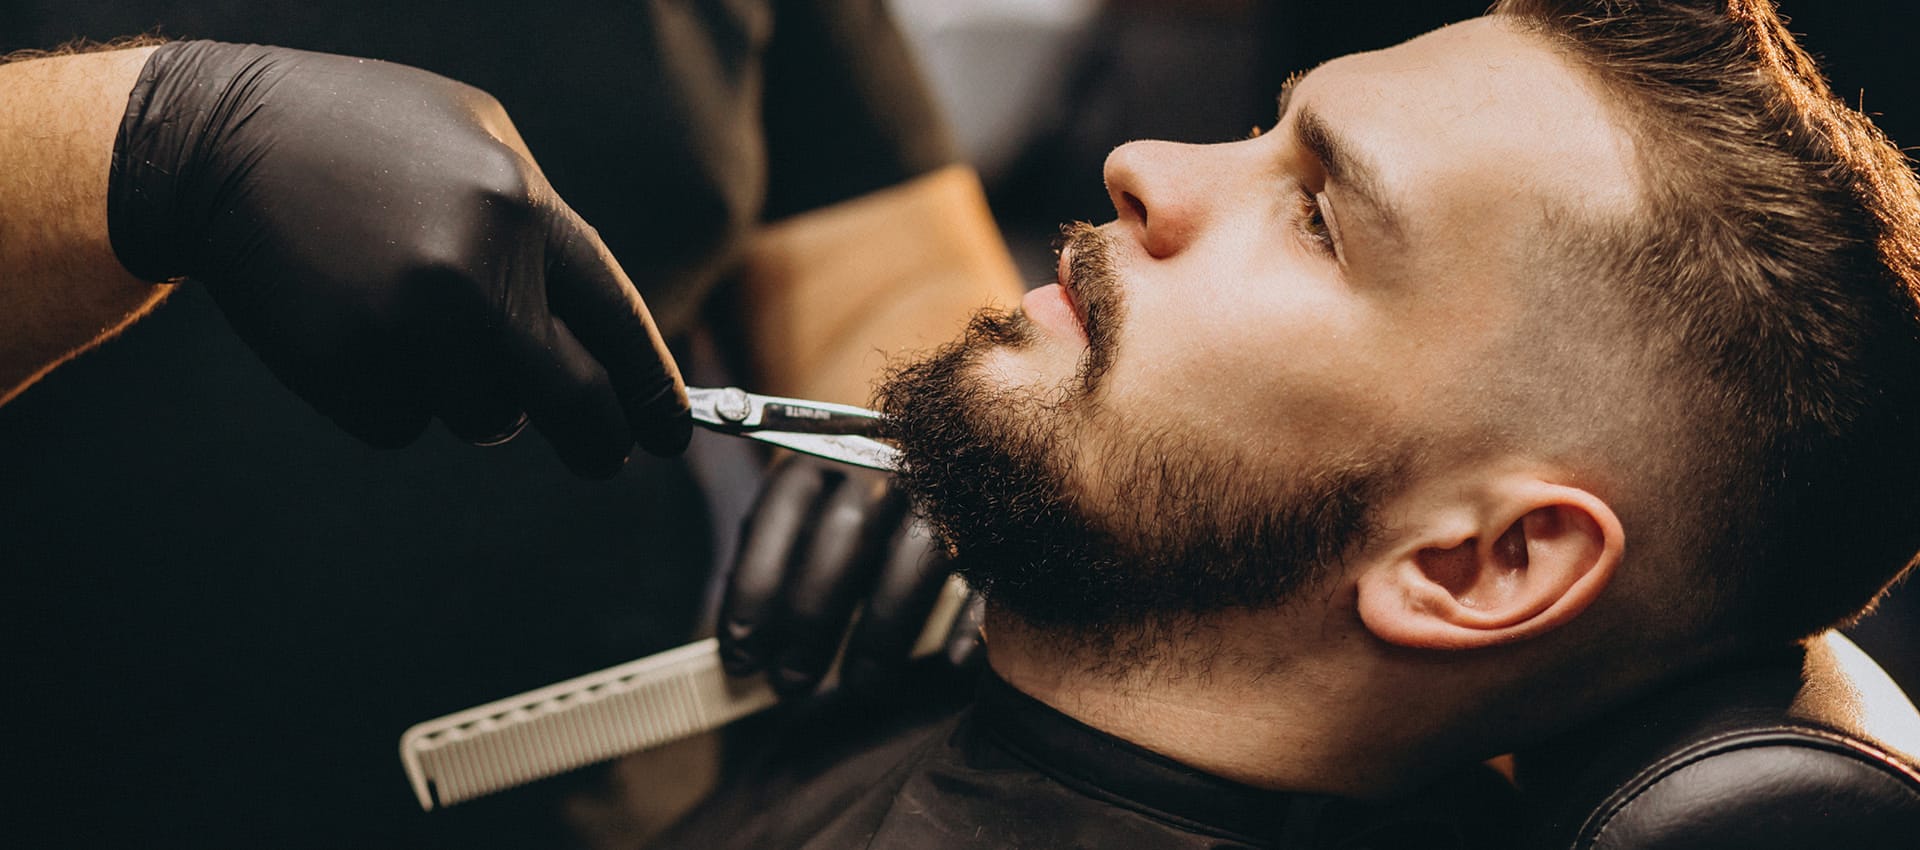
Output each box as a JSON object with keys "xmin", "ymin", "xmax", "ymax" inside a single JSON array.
[{"xmin": 663, "ymin": 1, "xmax": 1920, "ymax": 847}]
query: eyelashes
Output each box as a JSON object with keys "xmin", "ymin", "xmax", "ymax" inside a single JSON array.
[
  {"xmin": 1247, "ymin": 112, "xmax": 1334, "ymax": 258},
  {"xmin": 1293, "ymin": 187, "xmax": 1336, "ymax": 257}
]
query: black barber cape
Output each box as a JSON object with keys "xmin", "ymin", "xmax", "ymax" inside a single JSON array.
[
  {"xmin": 1, "ymin": 1, "xmax": 951, "ymax": 847},
  {"xmin": 661, "ymin": 673, "xmax": 1519, "ymax": 850}
]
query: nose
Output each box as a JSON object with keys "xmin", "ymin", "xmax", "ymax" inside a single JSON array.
[{"xmin": 1103, "ymin": 140, "xmax": 1218, "ymax": 259}]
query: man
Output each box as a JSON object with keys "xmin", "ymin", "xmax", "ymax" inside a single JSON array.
[{"xmin": 660, "ymin": 0, "xmax": 1920, "ymax": 846}]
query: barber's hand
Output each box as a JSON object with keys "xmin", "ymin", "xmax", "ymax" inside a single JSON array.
[
  {"xmin": 108, "ymin": 42, "xmax": 688, "ymax": 475},
  {"xmin": 719, "ymin": 454, "xmax": 984, "ymax": 698}
]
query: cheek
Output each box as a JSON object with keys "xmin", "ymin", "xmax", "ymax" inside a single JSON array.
[{"xmin": 1091, "ymin": 268, "xmax": 1405, "ymax": 461}]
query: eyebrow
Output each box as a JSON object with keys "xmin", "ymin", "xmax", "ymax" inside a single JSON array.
[{"xmin": 1277, "ymin": 80, "xmax": 1408, "ymax": 244}]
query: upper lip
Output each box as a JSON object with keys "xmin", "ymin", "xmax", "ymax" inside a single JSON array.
[{"xmin": 1056, "ymin": 243, "xmax": 1088, "ymax": 334}]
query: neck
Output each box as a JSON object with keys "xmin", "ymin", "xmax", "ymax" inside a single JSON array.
[{"xmin": 983, "ymin": 607, "xmax": 1438, "ymax": 797}]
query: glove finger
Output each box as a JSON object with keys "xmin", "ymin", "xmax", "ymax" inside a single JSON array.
[
  {"xmin": 943, "ymin": 592, "xmax": 989, "ymax": 670},
  {"xmin": 768, "ymin": 469, "xmax": 901, "ymax": 697},
  {"xmin": 446, "ymin": 408, "xmax": 528, "ymax": 447},
  {"xmin": 720, "ymin": 458, "xmax": 832, "ymax": 676},
  {"xmin": 544, "ymin": 211, "xmax": 689, "ymax": 457},
  {"xmin": 440, "ymin": 389, "xmax": 528, "ymax": 446},
  {"xmin": 498, "ymin": 315, "xmax": 631, "ymax": 478},
  {"xmin": 429, "ymin": 337, "xmax": 528, "ymax": 446},
  {"xmin": 217, "ymin": 298, "xmax": 431, "ymax": 450},
  {"xmin": 305, "ymin": 349, "xmax": 434, "ymax": 450},
  {"xmin": 841, "ymin": 514, "xmax": 954, "ymax": 695}
]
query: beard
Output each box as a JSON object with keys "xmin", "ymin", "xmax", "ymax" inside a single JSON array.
[{"xmin": 877, "ymin": 223, "xmax": 1409, "ymax": 662}]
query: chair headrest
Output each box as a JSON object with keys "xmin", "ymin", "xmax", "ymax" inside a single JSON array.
[{"xmin": 1513, "ymin": 632, "xmax": 1920, "ymax": 849}]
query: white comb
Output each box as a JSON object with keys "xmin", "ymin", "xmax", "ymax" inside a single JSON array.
[{"xmin": 399, "ymin": 575, "xmax": 972, "ymax": 809}]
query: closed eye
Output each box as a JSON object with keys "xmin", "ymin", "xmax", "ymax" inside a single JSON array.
[{"xmin": 1293, "ymin": 186, "xmax": 1337, "ymax": 258}]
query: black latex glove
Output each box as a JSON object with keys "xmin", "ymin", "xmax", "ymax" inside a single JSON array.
[
  {"xmin": 719, "ymin": 454, "xmax": 985, "ymax": 698},
  {"xmin": 108, "ymin": 41, "xmax": 689, "ymax": 475}
]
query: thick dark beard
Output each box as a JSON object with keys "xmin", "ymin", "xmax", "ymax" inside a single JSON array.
[{"xmin": 877, "ymin": 225, "xmax": 1409, "ymax": 666}]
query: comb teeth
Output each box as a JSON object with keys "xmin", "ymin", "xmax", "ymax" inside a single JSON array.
[
  {"xmin": 399, "ymin": 575, "xmax": 974, "ymax": 809},
  {"xmin": 399, "ymin": 638, "xmax": 776, "ymax": 809}
]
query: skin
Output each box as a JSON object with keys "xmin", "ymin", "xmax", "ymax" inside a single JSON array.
[
  {"xmin": 981, "ymin": 17, "xmax": 1661, "ymax": 795},
  {"xmin": 0, "ymin": 46, "xmax": 163, "ymax": 405},
  {"xmin": 998, "ymin": 19, "xmax": 1639, "ymax": 497}
]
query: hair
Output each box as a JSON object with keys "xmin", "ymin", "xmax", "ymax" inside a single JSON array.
[
  {"xmin": 0, "ymin": 34, "xmax": 168, "ymax": 66},
  {"xmin": 1489, "ymin": 0, "xmax": 1920, "ymax": 641}
]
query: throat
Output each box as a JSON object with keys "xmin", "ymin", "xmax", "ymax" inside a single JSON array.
[{"xmin": 983, "ymin": 606, "xmax": 1408, "ymax": 796}]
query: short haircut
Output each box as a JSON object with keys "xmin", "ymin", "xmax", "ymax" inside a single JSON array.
[{"xmin": 1491, "ymin": 0, "xmax": 1920, "ymax": 641}]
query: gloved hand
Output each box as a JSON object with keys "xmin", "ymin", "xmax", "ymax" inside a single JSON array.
[
  {"xmin": 107, "ymin": 41, "xmax": 688, "ymax": 476},
  {"xmin": 719, "ymin": 454, "xmax": 985, "ymax": 698}
]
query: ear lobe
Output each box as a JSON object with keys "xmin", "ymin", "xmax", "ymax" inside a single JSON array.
[{"xmin": 1357, "ymin": 484, "xmax": 1623, "ymax": 651}]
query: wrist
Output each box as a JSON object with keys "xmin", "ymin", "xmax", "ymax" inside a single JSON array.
[
  {"xmin": 0, "ymin": 41, "xmax": 170, "ymax": 402},
  {"xmin": 107, "ymin": 40, "xmax": 266, "ymax": 282}
]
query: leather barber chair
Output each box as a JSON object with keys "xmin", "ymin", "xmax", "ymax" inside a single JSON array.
[{"xmin": 1514, "ymin": 632, "xmax": 1920, "ymax": 848}]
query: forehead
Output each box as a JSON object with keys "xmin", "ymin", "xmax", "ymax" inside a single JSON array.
[{"xmin": 1293, "ymin": 17, "xmax": 1639, "ymax": 258}]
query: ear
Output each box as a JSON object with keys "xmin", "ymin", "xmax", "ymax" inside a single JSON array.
[{"xmin": 1356, "ymin": 480, "xmax": 1623, "ymax": 650}]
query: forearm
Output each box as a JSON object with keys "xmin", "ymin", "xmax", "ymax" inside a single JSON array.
[
  {"xmin": 0, "ymin": 45, "xmax": 166, "ymax": 405},
  {"xmin": 735, "ymin": 164, "xmax": 1025, "ymax": 406}
]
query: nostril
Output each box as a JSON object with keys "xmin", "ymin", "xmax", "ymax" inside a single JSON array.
[{"xmin": 1121, "ymin": 191, "xmax": 1148, "ymax": 225}]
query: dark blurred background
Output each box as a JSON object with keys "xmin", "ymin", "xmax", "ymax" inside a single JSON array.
[{"xmin": 2, "ymin": 1, "xmax": 1914, "ymax": 847}]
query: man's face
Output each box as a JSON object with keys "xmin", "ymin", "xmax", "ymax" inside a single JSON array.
[{"xmin": 882, "ymin": 18, "xmax": 1639, "ymax": 640}]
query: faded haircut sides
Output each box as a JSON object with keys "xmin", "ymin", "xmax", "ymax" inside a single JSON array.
[{"xmin": 1490, "ymin": 0, "xmax": 1920, "ymax": 641}]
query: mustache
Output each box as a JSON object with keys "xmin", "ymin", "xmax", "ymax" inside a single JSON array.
[{"xmin": 1058, "ymin": 222, "xmax": 1125, "ymax": 392}]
